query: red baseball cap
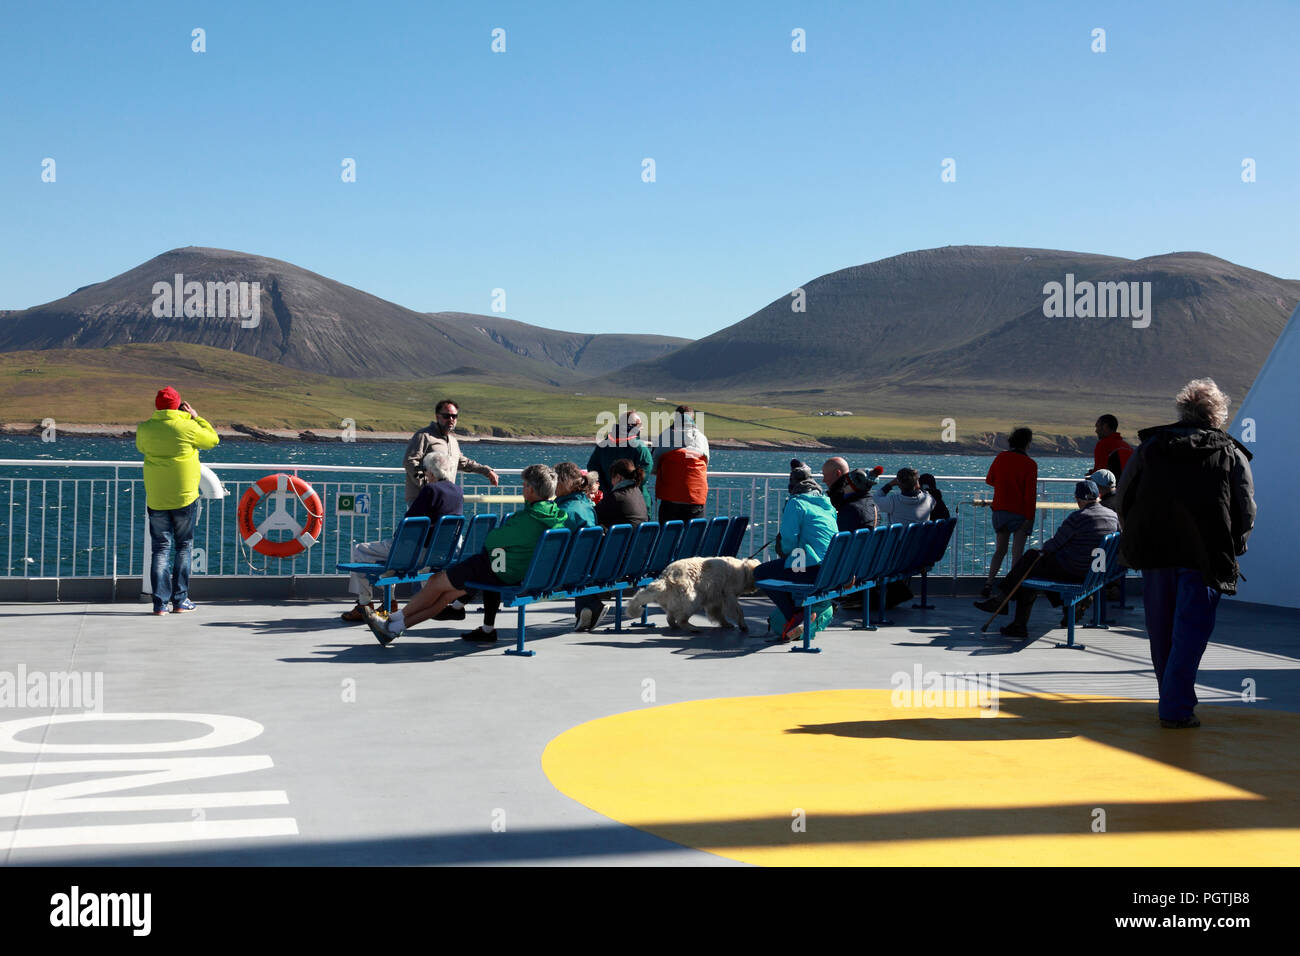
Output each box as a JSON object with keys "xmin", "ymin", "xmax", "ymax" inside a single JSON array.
[{"xmin": 155, "ymin": 387, "xmax": 182, "ymax": 410}]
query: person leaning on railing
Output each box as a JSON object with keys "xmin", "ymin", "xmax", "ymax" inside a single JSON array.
[
  {"xmin": 402, "ymin": 398, "xmax": 499, "ymax": 503},
  {"xmin": 135, "ymin": 387, "xmax": 219, "ymax": 616},
  {"xmin": 341, "ymin": 451, "xmax": 464, "ymax": 624}
]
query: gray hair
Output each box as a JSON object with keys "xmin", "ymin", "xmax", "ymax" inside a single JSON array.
[
  {"xmin": 1175, "ymin": 378, "xmax": 1230, "ymax": 429},
  {"xmin": 522, "ymin": 463, "xmax": 557, "ymax": 500},
  {"xmin": 421, "ymin": 451, "xmax": 451, "ymax": 482}
]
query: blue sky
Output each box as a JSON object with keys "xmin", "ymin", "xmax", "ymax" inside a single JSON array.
[{"xmin": 2, "ymin": 0, "xmax": 1296, "ymax": 338}]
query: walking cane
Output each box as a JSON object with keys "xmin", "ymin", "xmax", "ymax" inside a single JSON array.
[{"xmin": 981, "ymin": 553, "xmax": 1042, "ymax": 632}]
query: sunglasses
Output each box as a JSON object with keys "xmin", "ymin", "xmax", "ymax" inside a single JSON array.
[{"xmin": 438, "ymin": 412, "xmax": 459, "ymax": 419}]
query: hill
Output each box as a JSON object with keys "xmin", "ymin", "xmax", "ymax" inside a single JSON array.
[
  {"xmin": 0, "ymin": 248, "xmax": 688, "ymax": 385},
  {"xmin": 593, "ymin": 245, "xmax": 1300, "ymax": 423}
]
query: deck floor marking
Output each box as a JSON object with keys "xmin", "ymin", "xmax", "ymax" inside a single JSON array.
[{"xmin": 542, "ymin": 690, "xmax": 1300, "ymax": 866}]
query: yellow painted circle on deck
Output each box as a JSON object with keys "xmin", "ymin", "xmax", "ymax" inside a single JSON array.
[{"xmin": 542, "ymin": 690, "xmax": 1300, "ymax": 866}]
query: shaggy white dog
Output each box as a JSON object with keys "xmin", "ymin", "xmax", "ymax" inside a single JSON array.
[{"xmin": 625, "ymin": 556, "xmax": 760, "ymax": 632}]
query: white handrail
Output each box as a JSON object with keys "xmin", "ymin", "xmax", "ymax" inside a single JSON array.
[{"xmin": 0, "ymin": 460, "xmax": 1087, "ymax": 483}]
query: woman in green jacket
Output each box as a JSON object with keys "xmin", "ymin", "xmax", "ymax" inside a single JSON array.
[{"xmin": 365, "ymin": 464, "xmax": 566, "ymax": 645}]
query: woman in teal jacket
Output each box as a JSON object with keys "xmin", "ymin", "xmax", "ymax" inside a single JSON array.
[{"xmin": 756, "ymin": 460, "xmax": 839, "ymax": 641}]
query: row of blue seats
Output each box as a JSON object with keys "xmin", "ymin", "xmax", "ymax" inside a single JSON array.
[
  {"xmin": 757, "ymin": 518, "xmax": 958, "ymax": 653},
  {"xmin": 337, "ymin": 515, "xmax": 751, "ymax": 651},
  {"xmin": 465, "ymin": 515, "xmax": 750, "ymax": 656},
  {"xmin": 1021, "ymin": 531, "xmax": 1125, "ymax": 649}
]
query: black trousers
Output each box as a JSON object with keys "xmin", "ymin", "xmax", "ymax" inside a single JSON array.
[
  {"xmin": 658, "ymin": 501, "xmax": 704, "ymax": 523},
  {"xmin": 1001, "ymin": 549, "xmax": 1081, "ymax": 625}
]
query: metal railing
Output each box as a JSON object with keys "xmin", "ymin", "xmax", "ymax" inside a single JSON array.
[{"xmin": 0, "ymin": 459, "xmax": 1086, "ymax": 587}]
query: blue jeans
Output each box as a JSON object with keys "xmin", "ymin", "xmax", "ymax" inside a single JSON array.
[
  {"xmin": 1142, "ymin": 567, "xmax": 1222, "ymax": 721},
  {"xmin": 755, "ymin": 558, "xmax": 820, "ymax": 622},
  {"xmin": 149, "ymin": 501, "xmax": 198, "ymax": 610}
]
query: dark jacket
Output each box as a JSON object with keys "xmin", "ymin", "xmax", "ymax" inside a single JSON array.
[
  {"xmin": 586, "ymin": 440, "xmax": 654, "ymax": 512},
  {"xmin": 1115, "ymin": 422, "xmax": 1256, "ymax": 594},
  {"xmin": 1041, "ymin": 502, "xmax": 1119, "ymax": 577},
  {"xmin": 595, "ymin": 479, "xmax": 648, "ymax": 528},
  {"xmin": 828, "ymin": 474, "xmax": 879, "ymax": 532},
  {"xmin": 404, "ymin": 479, "xmax": 464, "ymax": 524}
]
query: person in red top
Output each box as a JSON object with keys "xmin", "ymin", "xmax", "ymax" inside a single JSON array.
[
  {"xmin": 1093, "ymin": 414, "xmax": 1135, "ymax": 476},
  {"xmin": 982, "ymin": 426, "xmax": 1037, "ymax": 598}
]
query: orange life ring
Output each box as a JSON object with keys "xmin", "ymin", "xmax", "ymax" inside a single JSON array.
[{"xmin": 236, "ymin": 473, "xmax": 324, "ymax": 558}]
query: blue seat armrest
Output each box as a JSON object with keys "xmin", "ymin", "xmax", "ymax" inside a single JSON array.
[{"xmin": 754, "ymin": 578, "xmax": 818, "ymax": 594}]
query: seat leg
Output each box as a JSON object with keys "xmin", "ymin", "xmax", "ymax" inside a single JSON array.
[
  {"xmin": 855, "ymin": 587, "xmax": 877, "ymax": 631},
  {"xmin": 912, "ymin": 568, "xmax": 935, "ymax": 610},
  {"xmin": 877, "ymin": 580, "xmax": 894, "ymax": 626},
  {"xmin": 1093, "ymin": 591, "xmax": 1109, "ymax": 629},
  {"xmin": 614, "ymin": 591, "xmax": 623, "ymax": 633},
  {"xmin": 791, "ymin": 603, "xmax": 821, "ymax": 653},
  {"xmin": 505, "ymin": 605, "xmax": 535, "ymax": 657},
  {"xmin": 1055, "ymin": 601, "xmax": 1085, "ymax": 650}
]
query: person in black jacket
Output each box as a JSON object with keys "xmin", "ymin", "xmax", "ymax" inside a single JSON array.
[
  {"xmin": 919, "ymin": 474, "xmax": 951, "ymax": 522},
  {"xmin": 975, "ymin": 480, "xmax": 1118, "ymax": 638},
  {"xmin": 1115, "ymin": 378, "xmax": 1256, "ymax": 729},
  {"xmin": 822, "ymin": 458, "xmax": 880, "ymax": 532},
  {"xmin": 594, "ymin": 458, "xmax": 649, "ymax": 529},
  {"xmin": 578, "ymin": 458, "xmax": 648, "ymax": 631}
]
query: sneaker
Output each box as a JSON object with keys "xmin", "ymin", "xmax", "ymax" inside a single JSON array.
[
  {"xmin": 589, "ymin": 603, "xmax": 608, "ymax": 631},
  {"xmin": 999, "ymin": 622, "xmax": 1028, "ymax": 638},
  {"xmin": 434, "ymin": 604, "xmax": 466, "ymax": 621},
  {"xmin": 577, "ymin": 607, "xmax": 594, "ymax": 631},
  {"xmin": 461, "ymin": 626, "xmax": 498, "ymax": 643},
  {"xmin": 152, "ymin": 606, "xmax": 169, "ymax": 616},
  {"xmin": 1160, "ymin": 716, "xmax": 1201, "ymax": 729},
  {"xmin": 974, "ymin": 596, "xmax": 1009, "ymax": 614},
  {"xmin": 172, "ymin": 599, "xmax": 197, "ymax": 613},
  {"xmin": 362, "ymin": 605, "xmax": 397, "ymax": 646}
]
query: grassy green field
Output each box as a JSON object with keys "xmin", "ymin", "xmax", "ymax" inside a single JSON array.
[{"xmin": 0, "ymin": 343, "xmax": 1135, "ymax": 446}]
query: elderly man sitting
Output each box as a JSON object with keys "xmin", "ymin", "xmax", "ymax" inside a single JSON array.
[
  {"xmin": 342, "ymin": 452, "xmax": 463, "ymax": 622},
  {"xmin": 363, "ymin": 464, "xmax": 566, "ymax": 645},
  {"xmin": 974, "ymin": 479, "xmax": 1118, "ymax": 638}
]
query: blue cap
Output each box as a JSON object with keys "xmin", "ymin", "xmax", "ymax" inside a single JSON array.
[{"xmin": 1075, "ymin": 479, "xmax": 1100, "ymax": 500}]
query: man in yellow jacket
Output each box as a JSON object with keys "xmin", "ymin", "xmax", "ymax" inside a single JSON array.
[{"xmin": 136, "ymin": 387, "xmax": 219, "ymax": 614}]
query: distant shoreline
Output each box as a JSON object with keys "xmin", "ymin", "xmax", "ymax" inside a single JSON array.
[{"xmin": 0, "ymin": 421, "xmax": 1087, "ymax": 456}]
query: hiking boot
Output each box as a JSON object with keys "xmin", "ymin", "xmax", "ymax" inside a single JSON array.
[
  {"xmin": 1160, "ymin": 716, "xmax": 1201, "ymax": 729},
  {"xmin": 999, "ymin": 622, "xmax": 1028, "ymax": 638},
  {"xmin": 461, "ymin": 626, "xmax": 499, "ymax": 643}
]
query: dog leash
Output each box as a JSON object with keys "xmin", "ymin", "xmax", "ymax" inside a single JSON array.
[{"xmin": 746, "ymin": 537, "xmax": 776, "ymax": 560}]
